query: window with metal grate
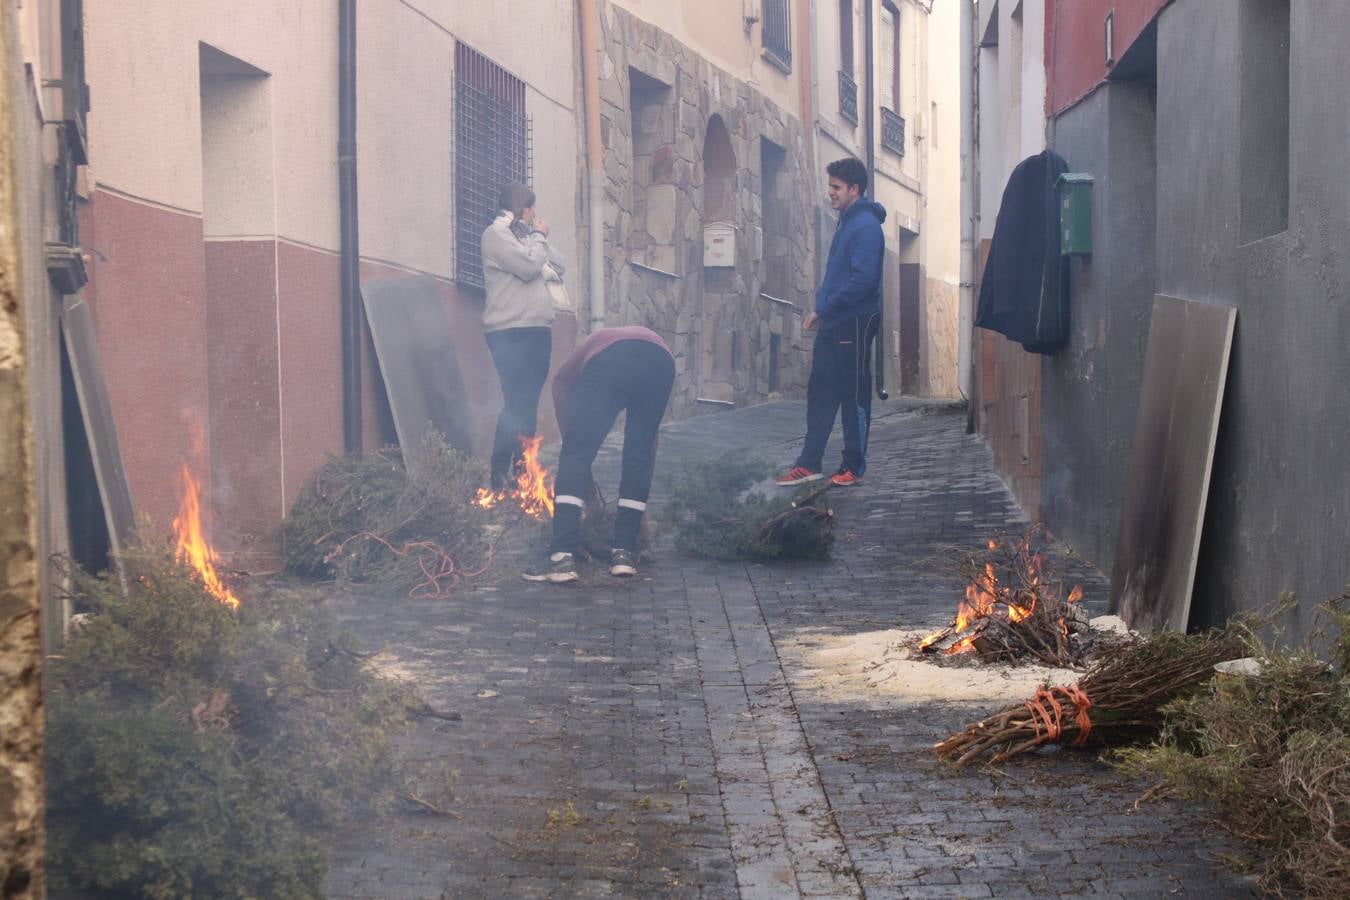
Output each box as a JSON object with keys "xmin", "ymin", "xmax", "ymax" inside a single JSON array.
[
  {"xmin": 453, "ymin": 43, "xmax": 532, "ymax": 290},
  {"xmin": 762, "ymin": 0, "xmax": 792, "ymax": 70}
]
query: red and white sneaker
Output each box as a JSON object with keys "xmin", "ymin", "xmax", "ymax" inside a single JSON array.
[
  {"xmin": 830, "ymin": 469, "xmax": 863, "ymax": 487},
  {"xmin": 775, "ymin": 466, "xmax": 825, "ymax": 486}
]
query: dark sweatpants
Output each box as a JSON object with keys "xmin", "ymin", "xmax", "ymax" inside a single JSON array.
[
  {"xmin": 795, "ymin": 313, "xmax": 879, "ymax": 476},
  {"xmin": 486, "ymin": 326, "xmax": 552, "ymax": 489},
  {"xmin": 551, "ymin": 340, "xmax": 675, "ymax": 554}
]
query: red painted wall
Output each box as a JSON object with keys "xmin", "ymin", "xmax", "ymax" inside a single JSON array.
[
  {"xmin": 205, "ymin": 239, "xmax": 283, "ymax": 559},
  {"xmin": 83, "ymin": 191, "xmax": 211, "ymax": 536},
  {"xmin": 1046, "ymin": 0, "xmax": 1167, "ymax": 115}
]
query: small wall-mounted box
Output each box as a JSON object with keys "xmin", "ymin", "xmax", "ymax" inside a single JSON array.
[
  {"xmin": 704, "ymin": 222, "xmax": 736, "ymax": 268},
  {"xmin": 1057, "ymin": 173, "xmax": 1093, "ymax": 255}
]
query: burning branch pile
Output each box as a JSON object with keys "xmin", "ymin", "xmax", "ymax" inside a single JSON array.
[
  {"xmin": 46, "ymin": 545, "xmax": 413, "ymax": 898},
  {"xmin": 919, "ymin": 528, "xmax": 1089, "ymax": 667},
  {"xmin": 280, "ymin": 432, "xmax": 497, "ymax": 598},
  {"xmin": 660, "ymin": 453, "xmax": 834, "ymax": 561},
  {"xmin": 933, "ymin": 627, "xmax": 1246, "ymax": 767}
]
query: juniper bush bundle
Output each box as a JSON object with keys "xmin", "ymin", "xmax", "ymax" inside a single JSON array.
[{"xmin": 660, "ymin": 452, "xmax": 834, "ymax": 561}]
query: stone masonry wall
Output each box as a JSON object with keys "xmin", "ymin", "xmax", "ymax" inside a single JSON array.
[{"xmin": 597, "ymin": 3, "xmax": 817, "ymax": 417}]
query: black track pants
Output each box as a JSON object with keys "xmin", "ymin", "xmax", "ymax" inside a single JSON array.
[
  {"xmin": 795, "ymin": 314, "xmax": 878, "ymax": 476},
  {"xmin": 486, "ymin": 326, "xmax": 552, "ymax": 489},
  {"xmin": 551, "ymin": 341, "xmax": 675, "ymax": 554}
]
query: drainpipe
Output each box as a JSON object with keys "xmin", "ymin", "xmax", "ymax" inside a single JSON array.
[
  {"xmin": 579, "ymin": 0, "xmax": 605, "ymax": 329},
  {"xmin": 338, "ymin": 0, "xmax": 362, "ymax": 452},
  {"xmin": 958, "ymin": 0, "xmax": 976, "ymax": 426},
  {"xmin": 864, "ymin": 0, "xmax": 888, "ymax": 400},
  {"xmin": 798, "ymin": 0, "xmax": 817, "ymax": 171}
]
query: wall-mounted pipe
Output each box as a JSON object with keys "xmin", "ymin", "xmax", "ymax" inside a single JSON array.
[
  {"xmin": 959, "ymin": 0, "xmax": 977, "ymax": 429},
  {"xmin": 864, "ymin": 0, "xmax": 888, "ymax": 400},
  {"xmin": 579, "ymin": 0, "xmax": 605, "ymax": 329},
  {"xmin": 338, "ymin": 0, "xmax": 362, "ymax": 452}
]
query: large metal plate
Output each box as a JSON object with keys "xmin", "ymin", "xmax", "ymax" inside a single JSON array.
[
  {"xmin": 1110, "ymin": 294, "xmax": 1236, "ymax": 633},
  {"xmin": 61, "ymin": 295, "xmax": 137, "ymax": 555},
  {"xmin": 361, "ymin": 276, "xmax": 472, "ymax": 471}
]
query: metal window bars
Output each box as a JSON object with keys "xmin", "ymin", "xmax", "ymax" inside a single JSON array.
[
  {"xmin": 838, "ymin": 70, "xmax": 859, "ymax": 125},
  {"xmin": 881, "ymin": 106, "xmax": 906, "ymax": 157},
  {"xmin": 452, "ymin": 43, "xmax": 532, "ymax": 290},
  {"xmin": 762, "ymin": 0, "xmax": 792, "ymax": 69}
]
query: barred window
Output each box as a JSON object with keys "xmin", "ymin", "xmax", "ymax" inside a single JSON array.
[
  {"xmin": 762, "ymin": 0, "xmax": 792, "ymax": 70},
  {"xmin": 453, "ymin": 43, "xmax": 532, "ymax": 289}
]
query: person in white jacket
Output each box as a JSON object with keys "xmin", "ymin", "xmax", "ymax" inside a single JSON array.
[{"xmin": 480, "ymin": 183, "xmax": 567, "ymax": 491}]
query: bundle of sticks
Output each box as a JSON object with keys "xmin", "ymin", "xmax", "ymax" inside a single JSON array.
[{"xmin": 934, "ymin": 628, "xmax": 1247, "ymax": 766}]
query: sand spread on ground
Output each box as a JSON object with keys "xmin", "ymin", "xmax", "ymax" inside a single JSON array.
[{"xmin": 779, "ymin": 624, "xmax": 1129, "ymax": 708}]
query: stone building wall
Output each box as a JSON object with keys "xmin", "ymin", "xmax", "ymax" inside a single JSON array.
[{"xmin": 597, "ymin": 3, "xmax": 817, "ymax": 416}]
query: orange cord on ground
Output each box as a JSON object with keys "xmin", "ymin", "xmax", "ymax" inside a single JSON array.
[
  {"xmin": 1024, "ymin": 683, "xmax": 1093, "ymax": 746},
  {"xmin": 328, "ymin": 531, "xmax": 497, "ymax": 600}
]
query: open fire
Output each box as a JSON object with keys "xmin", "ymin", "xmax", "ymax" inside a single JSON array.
[
  {"xmin": 171, "ymin": 463, "xmax": 240, "ymax": 609},
  {"xmin": 473, "ymin": 435, "xmax": 555, "ymax": 520},
  {"xmin": 919, "ymin": 531, "xmax": 1085, "ymax": 666}
]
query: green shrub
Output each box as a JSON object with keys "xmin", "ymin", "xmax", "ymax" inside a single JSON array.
[
  {"xmin": 1116, "ymin": 596, "xmax": 1350, "ymax": 898},
  {"xmin": 47, "ymin": 547, "xmax": 410, "ymax": 898},
  {"xmin": 660, "ymin": 453, "xmax": 834, "ymax": 560}
]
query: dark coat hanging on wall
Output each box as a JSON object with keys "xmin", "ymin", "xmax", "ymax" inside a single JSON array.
[{"xmin": 975, "ymin": 149, "xmax": 1070, "ymax": 354}]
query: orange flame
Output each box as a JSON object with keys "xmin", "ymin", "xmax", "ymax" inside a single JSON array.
[
  {"xmin": 1067, "ymin": 584, "xmax": 1084, "ymax": 604},
  {"xmin": 473, "ymin": 435, "xmax": 555, "ymax": 520},
  {"xmin": 171, "ymin": 463, "xmax": 240, "ymax": 609},
  {"xmin": 945, "ymin": 634, "xmax": 977, "ymax": 656}
]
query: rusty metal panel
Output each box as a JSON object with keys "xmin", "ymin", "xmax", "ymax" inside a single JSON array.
[
  {"xmin": 1110, "ymin": 294, "xmax": 1236, "ymax": 634},
  {"xmin": 361, "ymin": 276, "xmax": 473, "ymax": 472},
  {"xmin": 61, "ymin": 295, "xmax": 136, "ymax": 555}
]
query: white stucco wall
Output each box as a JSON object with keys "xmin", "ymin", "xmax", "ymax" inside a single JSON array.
[
  {"xmin": 86, "ymin": 0, "xmax": 340, "ymax": 249},
  {"xmin": 84, "ymin": 0, "xmax": 580, "ymax": 279},
  {"xmin": 923, "ymin": 0, "xmax": 961, "ymax": 286}
]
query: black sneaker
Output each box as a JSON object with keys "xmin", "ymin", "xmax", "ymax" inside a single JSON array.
[
  {"xmin": 523, "ymin": 552, "xmax": 578, "ymax": 583},
  {"xmin": 609, "ymin": 548, "xmax": 638, "ymax": 577}
]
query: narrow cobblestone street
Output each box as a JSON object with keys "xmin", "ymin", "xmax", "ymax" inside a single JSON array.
[{"xmin": 325, "ymin": 402, "xmax": 1254, "ymax": 899}]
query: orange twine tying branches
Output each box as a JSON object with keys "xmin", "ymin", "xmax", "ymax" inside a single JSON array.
[
  {"xmin": 327, "ymin": 531, "xmax": 497, "ymax": 601},
  {"xmin": 1024, "ymin": 683, "xmax": 1094, "ymax": 746}
]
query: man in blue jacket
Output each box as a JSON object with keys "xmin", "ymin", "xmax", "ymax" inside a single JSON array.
[{"xmin": 777, "ymin": 157, "xmax": 886, "ymax": 488}]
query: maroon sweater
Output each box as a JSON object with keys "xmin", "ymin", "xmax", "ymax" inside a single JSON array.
[{"xmin": 551, "ymin": 326, "xmax": 672, "ymax": 433}]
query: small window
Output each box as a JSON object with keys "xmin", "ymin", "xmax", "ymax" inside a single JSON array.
[
  {"xmin": 453, "ymin": 43, "xmax": 532, "ymax": 290},
  {"xmin": 762, "ymin": 0, "xmax": 793, "ymax": 70},
  {"xmin": 880, "ymin": 1, "xmax": 900, "ymax": 113}
]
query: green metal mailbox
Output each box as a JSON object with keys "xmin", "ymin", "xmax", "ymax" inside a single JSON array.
[{"xmin": 1057, "ymin": 173, "xmax": 1094, "ymax": 255}]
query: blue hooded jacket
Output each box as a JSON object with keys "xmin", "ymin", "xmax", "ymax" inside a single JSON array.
[{"xmin": 814, "ymin": 197, "xmax": 887, "ymax": 330}]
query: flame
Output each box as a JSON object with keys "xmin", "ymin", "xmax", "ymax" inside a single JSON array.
[
  {"xmin": 945, "ymin": 634, "xmax": 977, "ymax": 656},
  {"xmin": 918, "ymin": 629, "xmax": 945, "ymax": 651},
  {"xmin": 473, "ymin": 435, "xmax": 555, "ymax": 520},
  {"xmin": 171, "ymin": 463, "xmax": 240, "ymax": 609},
  {"xmin": 1067, "ymin": 584, "xmax": 1083, "ymax": 604}
]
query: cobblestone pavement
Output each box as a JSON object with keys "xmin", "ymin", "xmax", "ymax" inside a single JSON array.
[{"xmin": 325, "ymin": 401, "xmax": 1256, "ymax": 899}]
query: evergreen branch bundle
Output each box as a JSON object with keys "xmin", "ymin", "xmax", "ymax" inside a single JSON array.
[
  {"xmin": 1116, "ymin": 595, "xmax": 1350, "ymax": 899},
  {"xmin": 279, "ymin": 432, "xmax": 495, "ymax": 597},
  {"xmin": 47, "ymin": 547, "xmax": 413, "ymax": 897},
  {"xmin": 660, "ymin": 453, "xmax": 834, "ymax": 561}
]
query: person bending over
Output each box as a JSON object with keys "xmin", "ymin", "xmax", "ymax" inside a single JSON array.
[{"xmin": 524, "ymin": 326, "xmax": 675, "ymax": 584}]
